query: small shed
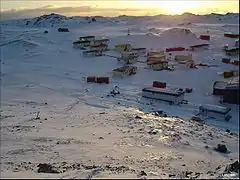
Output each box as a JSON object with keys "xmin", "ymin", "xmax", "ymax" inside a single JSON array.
[
  {"xmin": 198, "ymin": 104, "xmax": 232, "ymax": 121},
  {"xmin": 222, "ymin": 58, "xmax": 231, "ymax": 64},
  {"xmin": 87, "ymin": 76, "xmax": 96, "ymax": 83},
  {"xmin": 223, "ymin": 71, "xmax": 234, "ymax": 78},
  {"xmin": 189, "ymin": 44, "xmax": 209, "ymax": 51},
  {"xmin": 115, "ymin": 44, "xmax": 132, "ymax": 52},
  {"xmin": 96, "ymin": 77, "xmax": 109, "ymax": 84},
  {"xmin": 112, "ymin": 66, "xmax": 137, "ymax": 76},
  {"xmin": 83, "ymin": 50, "xmax": 103, "ymax": 57},
  {"xmin": 152, "ymin": 81, "xmax": 166, "ymax": 88},
  {"xmin": 58, "ymin": 28, "xmax": 69, "ymax": 32},
  {"xmin": 224, "ymin": 33, "xmax": 239, "ymax": 38},
  {"xmin": 199, "ymin": 35, "xmax": 210, "ymax": 40},
  {"xmin": 147, "ymin": 60, "xmax": 168, "ymax": 71}
]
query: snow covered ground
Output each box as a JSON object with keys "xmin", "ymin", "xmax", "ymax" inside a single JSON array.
[{"xmin": 0, "ymin": 14, "xmax": 239, "ymax": 179}]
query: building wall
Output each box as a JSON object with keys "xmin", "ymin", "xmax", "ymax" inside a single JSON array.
[
  {"xmin": 80, "ymin": 37, "xmax": 95, "ymax": 41},
  {"xmin": 199, "ymin": 110, "xmax": 228, "ymax": 120},
  {"xmin": 91, "ymin": 46, "xmax": 107, "ymax": 51},
  {"xmin": 175, "ymin": 55, "xmax": 192, "ymax": 61},
  {"xmin": 191, "ymin": 46, "xmax": 206, "ymax": 51},
  {"xmin": 149, "ymin": 63, "xmax": 163, "ymax": 70},
  {"xmin": 118, "ymin": 57, "xmax": 137, "ymax": 64},
  {"xmin": 142, "ymin": 91, "xmax": 184, "ymax": 104},
  {"xmin": 223, "ymin": 89, "xmax": 239, "ymax": 104},
  {"xmin": 162, "ymin": 62, "xmax": 168, "ymax": 69}
]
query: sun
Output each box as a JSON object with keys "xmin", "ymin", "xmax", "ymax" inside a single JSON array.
[
  {"xmin": 139, "ymin": 1, "xmax": 201, "ymax": 15},
  {"xmin": 161, "ymin": 1, "xmax": 201, "ymax": 14}
]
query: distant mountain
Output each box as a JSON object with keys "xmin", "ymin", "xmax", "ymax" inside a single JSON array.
[{"xmin": 0, "ymin": 13, "xmax": 239, "ymax": 28}]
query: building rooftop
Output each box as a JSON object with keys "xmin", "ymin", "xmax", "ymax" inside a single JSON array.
[
  {"xmin": 199, "ymin": 104, "xmax": 231, "ymax": 114},
  {"xmin": 142, "ymin": 87, "xmax": 185, "ymax": 96}
]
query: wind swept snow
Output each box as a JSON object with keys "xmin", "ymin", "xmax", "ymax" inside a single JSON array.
[{"xmin": 0, "ymin": 13, "xmax": 239, "ymax": 179}]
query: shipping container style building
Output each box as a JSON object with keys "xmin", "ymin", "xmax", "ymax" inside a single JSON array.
[
  {"xmin": 142, "ymin": 87, "xmax": 185, "ymax": 105},
  {"xmin": 198, "ymin": 104, "xmax": 232, "ymax": 121}
]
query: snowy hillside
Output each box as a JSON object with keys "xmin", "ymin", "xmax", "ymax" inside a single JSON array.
[
  {"xmin": 0, "ymin": 13, "xmax": 239, "ymax": 28},
  {"xmin": 0, "ymin": 13, "xmax": 239, "ymax": 179}
]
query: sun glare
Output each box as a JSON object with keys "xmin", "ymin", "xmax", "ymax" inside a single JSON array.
[
  {"xmin": 140, "ymin": 0, "xmax": 202, "ymax": 15},
  {"xmin": 161, "ymin": 1, "xmax": 201, "ymax": 14}
]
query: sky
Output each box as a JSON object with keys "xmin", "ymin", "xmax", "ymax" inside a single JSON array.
[{"xmin": 1, "ymin": 0, "xmax": 239, "ymax": 20}]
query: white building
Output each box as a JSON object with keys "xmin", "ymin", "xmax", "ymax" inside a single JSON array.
[
  {"xmin": 90, "ymin": 44, "xmax": 108, "ymax": 51},
  {"xmin": 147, "ymin": 60, "xmax": 168, "ymax": 71},
  {"xmin": 189, "ymin": 44, "xmax": 209, "ymax": 51},
  {"xmin": 79, "ymin": 36, "xmax": 95, "ymax": 41},
  {"xmin": 142, "ymin": 87, "xmax": 185, "ymax": 105},
  {"xmin": 73, "ymin": 40, "xmax": 91, "ymax": 49},
  {"xmin": 198, "ymin": 104, "xmax": 232, "ymax": 121},
  {"xmin": 82, "ymin": 50, "xmax": 103, "ymax": 57}
]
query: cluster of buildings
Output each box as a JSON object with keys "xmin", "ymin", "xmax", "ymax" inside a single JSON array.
[{"xmin": 75, "ymin": 31, "xmax": 238, "ymax": 122}]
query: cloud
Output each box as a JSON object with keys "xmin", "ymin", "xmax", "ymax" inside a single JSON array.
[{"xmin": 0, "ymin": 5, "xmax": 157, "ymax": 20}]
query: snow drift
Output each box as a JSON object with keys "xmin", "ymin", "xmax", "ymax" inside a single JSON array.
[{"xmin": 159, "ymin": 28, "xmax": 206, "ymax": 47}]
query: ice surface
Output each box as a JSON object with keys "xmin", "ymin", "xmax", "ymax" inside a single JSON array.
[{"xmin": 0, "ymin": 13, "xmax": 239, "ymax": 179}]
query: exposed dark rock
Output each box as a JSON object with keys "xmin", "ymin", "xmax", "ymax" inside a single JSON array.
[
  {"xmin": 44, "ymin": 31, "xmax": 48, "ymax": 33},
  {"xmin": 99, "ymin": 137, "xmax": 104, "ymax": 140},
  {"xmin": 82, "ymin": 164, "xmax": 98, "ymax": 170},
  {"xmin": 184, "ymin": 171, "xmax": 193, "ymax": 177},
  {"xmin": 226, "ymin": 129, "xmax": 231, "ymax": 133},
  {"xmin": 214, "ymin": 144, "xmax": 228, "ymax": 153},
  {"xmin": 169, "ymin": 174, "xmax": 176, "ymax": 177},
  {"xmin": 37, "ymin": 163, "xmax": 59, "ymax": 173},
  {"xmin": 224, "ymin": 161, "xmax": 239, "ymax": 173},
  {"xmin": 58, "ymin": 28, "xmax": 69, "ymax": 32},
  {"xmin": 148, "ymin": 129, "xmax": 158, "ymax": 135},
  {"xmin": 135, "ymin": 115, "xmax": 142, "ymax": 119},
  {"xmin": 138, "ymin": 170, "xmax": 147, "ymax": 177}
]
